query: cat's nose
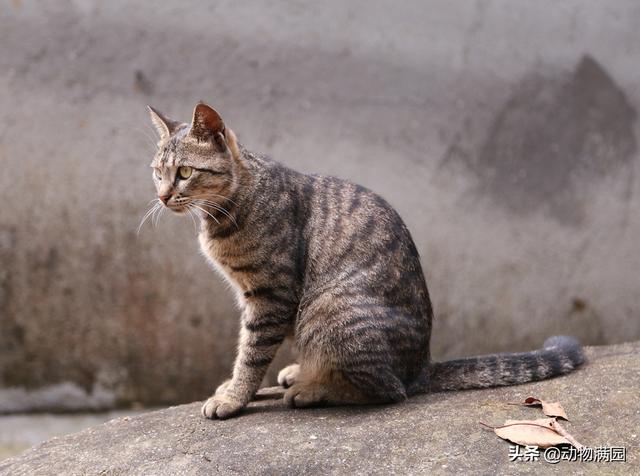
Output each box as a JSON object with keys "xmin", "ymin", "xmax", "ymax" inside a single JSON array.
[{"xmin": 159, "ymin": 193, "xmax": 172, "ymax": 204}]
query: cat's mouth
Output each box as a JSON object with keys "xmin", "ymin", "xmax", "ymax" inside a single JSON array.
[
  {"xmin": 167, "ymin": 197, "xmax": 190, "ymax": 214},
  {"xmin": 166, "ymin": 203, "xmax": 188, "ymax": 214}
]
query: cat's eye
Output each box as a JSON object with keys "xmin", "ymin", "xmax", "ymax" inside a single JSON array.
[
  {"xmin": 178, "ymin": 166, "xmax": 193, "ymax": 180},
  {"xmin": 154, "ymin": 169, "xmax": 162, "ymax": 180}
]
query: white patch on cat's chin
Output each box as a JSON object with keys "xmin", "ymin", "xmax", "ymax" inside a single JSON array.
[{"xmin": 198, "ymin": 231, "xmax": 246, "ymax": 309}]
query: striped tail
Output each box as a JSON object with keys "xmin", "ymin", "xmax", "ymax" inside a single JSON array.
[{"xmin": 428, "ymin": 335, "xmax": 585, "ymax": 392}]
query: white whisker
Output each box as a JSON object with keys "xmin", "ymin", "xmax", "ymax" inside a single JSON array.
[
  {"xmin": 191, "ymin": 204, "xmax": 221, "ymax": 224},
  {"xmin": 137, "ymin": 201, "xmax": 161, "ymax": 236},
  {"xmin": 195, "ymin": 199, "xmax": 238, "ymax": 229},
  {"xmin": 186, "ymin": 206, "xmax": 199, "ymax": 233},
  {"xmin": 211, "ymin": 193, "xmax": 238, "ymax": 207},
  {"xmin": 152, "ymin": 203, "xmax": 165, "ymax": 227},
  {"xmin": 189, "ymin": 193, "xmax": 239, "ymax": 207}
]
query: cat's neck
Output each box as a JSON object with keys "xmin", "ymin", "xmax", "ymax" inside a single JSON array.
[{"xmin": 197, "ymin": 146, "xmax": 268, "ymax": 240}]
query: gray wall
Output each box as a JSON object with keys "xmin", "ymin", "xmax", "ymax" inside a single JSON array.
[{"xmin": 1, "ymin": 0, "xmax": 638, "ymax": 407}]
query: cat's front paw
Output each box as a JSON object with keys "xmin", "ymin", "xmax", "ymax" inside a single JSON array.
[
  {"xmin": 201, "ymin": 394, "xmax": 244, "ymax": 420},
  {"xmin": 214, "ymin": 379, "xmax": 232, "ymax": 396}
]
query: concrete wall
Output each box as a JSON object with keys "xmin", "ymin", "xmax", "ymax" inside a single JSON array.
[{"xmin": 1, "ymin": 0, "xmax": 638, "ymax": 407}]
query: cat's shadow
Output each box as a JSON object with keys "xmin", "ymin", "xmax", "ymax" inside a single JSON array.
[{"xmin": 240, "ymin": 392, "xmax": 412, "ymax": 419}]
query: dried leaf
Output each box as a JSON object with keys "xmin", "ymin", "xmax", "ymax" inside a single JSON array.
[
  {"xmin": 513, "ymin": 396, "xmax": 569, "ymax": 420},
  {"xmin": 549, "ymin": 419, "xmax": 584, "ymax": 450},
  {"xmin": 481, "ymin": 418, "xmax": 573, "ymax": 448},
  {"xmin": 541, "ymin": 401, "xmax": 569, "ymax": 420},
  {"xmin": 520, "ymin": 396, "xmax": 542, "ymax": 406}
]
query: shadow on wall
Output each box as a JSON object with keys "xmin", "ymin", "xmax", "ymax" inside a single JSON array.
[
  {"xmin": 446, "ymin": 55, "xmax": 637, "ymax": 225},
  {"xmin": 424, "ymin": 55, "xmax": 639, "ymax": 359}
]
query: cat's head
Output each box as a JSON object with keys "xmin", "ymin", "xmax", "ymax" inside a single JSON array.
[{"xmin": 147, "ymin": 103, "xmax": 241, "ymax": 215}]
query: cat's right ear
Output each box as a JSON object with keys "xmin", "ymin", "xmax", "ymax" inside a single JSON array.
[{"xmin": 147, "ymin": 106, "xmax": 181, "ymax": 141}]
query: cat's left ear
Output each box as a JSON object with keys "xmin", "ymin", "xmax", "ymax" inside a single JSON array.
[
  {"xmin": 188, "ymin": 103, "xmax": 239, "ymax": 159},
  {"xmin": 147, "ymin": 106, "xmax": 182, "ymax": 141},
  {"xmin": 189, "ymin": 103, "xmax": 225, "ymax": 139}
]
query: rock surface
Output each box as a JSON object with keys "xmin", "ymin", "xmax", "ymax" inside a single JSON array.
[{"xmin": 2, "ymin": 342, "xmax": 638, "ymax": 475}]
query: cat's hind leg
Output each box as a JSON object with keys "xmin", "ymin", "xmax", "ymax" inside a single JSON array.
[
  {"xmin": 283, "ymin": 358, "xmax": 407, "ymax": 408},
  {"xmin": 283, "ymin": 363, "xmax": 357, "ymax": 408},
  {"xmin": 277, "ymin": 363, "xmax": 300, "ymax": 388},
  {"xmin": 286, "ymin": 301, "xmax": 417, "ymax": 408}
]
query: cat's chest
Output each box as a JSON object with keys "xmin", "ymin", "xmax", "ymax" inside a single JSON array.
[{"xmin": 198, "ymin": 231, "xmax": 258, "ymax": 301}]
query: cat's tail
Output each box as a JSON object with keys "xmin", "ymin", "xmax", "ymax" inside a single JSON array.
[{"xmin": 425, "ymin": 335, "xmax": 584, "ymax": 392}]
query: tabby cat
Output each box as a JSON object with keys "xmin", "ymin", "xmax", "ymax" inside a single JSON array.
[{"xmin": 146, "ymin": 103, "xmax": 584, "ymax": 420}]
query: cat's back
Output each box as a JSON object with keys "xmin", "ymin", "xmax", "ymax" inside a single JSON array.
[
  {"xmin": 303, "ymin": 175, "xmax": 404, "ymax": 244},
  {"xmin": 297, "ymin": 173, "xmax": 428, "ymax": 303},
  {"xmin": 293, "ymin": 171, "xmax": 433, "ymax": 385},
  {"xmin": 245, "ymin": 156, "xmax": 430, "ymax": 316}
]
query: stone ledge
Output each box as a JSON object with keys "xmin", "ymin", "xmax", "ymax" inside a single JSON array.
[{"xmin": 1, "ymin": 342, "xmax": 638, "ymax": 475}]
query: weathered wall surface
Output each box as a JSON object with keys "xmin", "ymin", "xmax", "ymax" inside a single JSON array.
[{"xmin": 1, "ymin": 0, "xmax": 639, "ymax": 407}]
